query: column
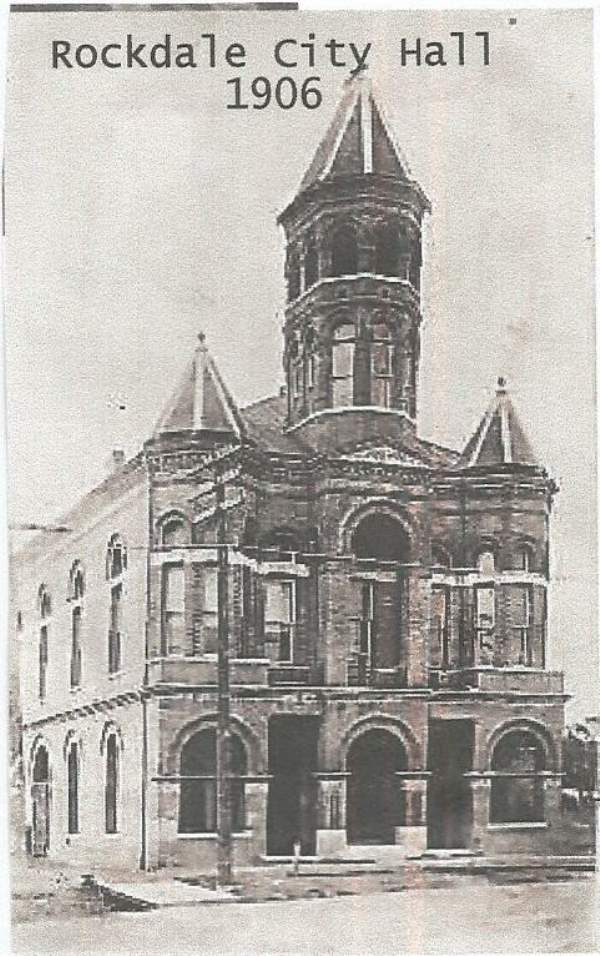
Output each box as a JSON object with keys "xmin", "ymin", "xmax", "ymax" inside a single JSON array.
[
  {"xmin": 467, "ymin": 774, "xmax": 491, "ymax": 854},
  {"xmin": 314, "ymin": 773, "xmax": 349, "ymax": 857},
  {"xmin": 394, "ymin": 773, "xmax": 428, "ymax": 855},
  {"xmin": 402, "ymin": 565, "xmax": 429, "ymax": 687},
  {"xmin": 243, "ymin": 776, "xmax": 271, "ymax": 861}
]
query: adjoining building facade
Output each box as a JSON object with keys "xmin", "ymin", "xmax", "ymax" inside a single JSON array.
[{"xmin": 13, "ymin": 77, "xmax": 571, "ymax": 872}]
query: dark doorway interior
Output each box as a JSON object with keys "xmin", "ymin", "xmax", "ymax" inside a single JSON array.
[
  {"xmin": 267, "ymin": 716, "xmax": 319, "ymax": 855},
  {"xmin": 347, "ymin": 730, "xmax": 407, "ymax": 844},
  {"xmin": 428, "ymin": 719, "xmax": 474, "ymax": 849}
]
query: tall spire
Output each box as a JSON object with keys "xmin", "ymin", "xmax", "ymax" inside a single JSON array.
[
  {"xmin": 298, "ymin": 74, "xmax": 416, "ymax": 195},
  {"xmin": 459, "ymin": 378, "xmax": 539, "ymax": 469},
  {"xmin": 154, "ymin": 333, "xmax": 245, "ymax": 439}
]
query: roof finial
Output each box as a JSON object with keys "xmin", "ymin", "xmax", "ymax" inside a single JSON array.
[
  {"xmin": 497, "ymin": 376, "xmax": 507, "ymax": 393},
  {"xmin": 197, "ymin": 331, "xmax": 207, "ymax": 348}
]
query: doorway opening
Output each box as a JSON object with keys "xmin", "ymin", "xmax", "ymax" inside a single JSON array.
[
  {"xmin": 346, "ymin": 730, "xmax": 407, "ymax": 844},
  {"xmin": 427, "ymin": 719, "xmax": 474, "ymax": 848},
  {"xmin": 267, "ymin": 716, "xmax": 319, "ymax": 855}
]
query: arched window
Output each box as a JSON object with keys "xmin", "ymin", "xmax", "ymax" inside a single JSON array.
[
  {"xmin": 331, "ymin": 226, "xmax": 358, "ymax": 277},
  {"xmin": 67, "ymin": 741, "xmax": 80, "ymax": 834},
  {"xmin": 476, "ymin": 549, "xmax": 495, "ymax": 575},
  {"xmin": 31, "ymin": 744, "xmax": 50, "ymax": 856},
  {"xmin": 432, "ymin": 544, "xmax": 452, "ymax": 569},
  {"xmin": 490, "ymin": 730, "xmax": 545, "ymax": 823},
  {"xmin": 105, "ymin": 733, "xmax": 119, "ymax": 834},
  {"xmin": 331, "ymin": 322, "xmax": 355, "ymax": 408},
  {"xmin": 161, "ymin": 516, "xmax": 189, "ymax": 547},
  {"xmin": 304, "ymin": 233, "xmax": 318, "ymax": 289},
  {"xmin": 371, "ymin": 322, "xmax": 394, "ymax": 408},
  {"xmin": 516, "ymin": 544, "xmax": 533, "ymax": 572},
  {"xmin": 38, "ymin": 586, "xmax": 51, "ymax": 701},
  {"xmin": 352, "ymin": 513, "xmax": 410, "ymax": 563},
  {"xmin": 351, "ymin": 513, "xmax": 410, "ymax": 672},
  {"xmin": 106, "ymin": 535, "xmax": 126, "ymax": 674},
  {"xmin": 260, "ymin": 529, "xmax": 302, "ymax": 663},
  {"xmin": 178, "ymin": 729, "xmax": 247, "ymax": 834},
  {"xmin": 375, "ymin": 224, "xmax": 400, "ymax": 277},
  {"xmin": 68, "ymin": 563, "xmax": 84, "ymax": 690},
  {"xmin": 287, "ymin": 249, "xmax": 300, "ymax": 301}
]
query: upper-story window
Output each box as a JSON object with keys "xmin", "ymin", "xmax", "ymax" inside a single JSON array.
[
  {"xmin": 260, "ymin": 529, "xmax": 302, "ymax": 664},
  {"xmin": 304, "ymin": 232, "xmax": 318, "ymax": 289},
  {"xmin": 375, "ymin": 224, "xmax": 400, "ymax": 277},
  {"xmin": 474, "ymin": 550, "xmax": 495, "ymax": 661},
  {"xmin": 193, "ymin": 566, "xmax": 218, "ymax": 657},
  {"xmin": 106, "ymin": 534, "xmax": 126, "ymax": 674},
  {"xmin": 351, "ymin": 513, "xmax": 410, "ymax": 674},
  {"xmin": 287, "ymin": 248, "xmax": 301, "ymax": 301},
  {"xmin": 331, "ymin": 322, "xmax": 355, "ymax": 408},
  {"xmin": 331, "ymin": 225, "xmax": 358, "ymax": 276},
  {"xmin": 161, "ymin": 516, "xmax": 189, "ymax": 547},
  {"xmin": 516, "ymin": 545, "xmax": 533, "ymax": 572},
  {"xmin": 162, "ymin": 563, "xmax": 185, "ymax": 656},
  {"xmin": 68, "ymin": 562, "xmax": 84, "ymax": 689},
  {"xmin": 371, "ymin": 322, "xmax": 394, "ymax": 408},
  {"xmin": 38, "ymin": 585, "xmax": 51, "ymax": 701},
  {"xmin": 432, "ymin": 544, "xmax": 452, "ymax": 569}
]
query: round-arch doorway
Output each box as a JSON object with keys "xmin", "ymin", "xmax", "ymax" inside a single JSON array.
[{"xmin": 346, "ymin": 730, "xmax": 407, "ymax": 845}]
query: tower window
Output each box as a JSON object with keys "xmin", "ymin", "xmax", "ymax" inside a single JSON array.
[
  {"xmin": 331, "ymin": 322, "xmax": 355, "ymax": 408},
  {"xmin": 161, "ymin": 563, "xmax": 185, "ymax": 655},
  {"xmin": 287, "ymin": 250, "xmax": 301, "ymax": 301},
  {"xmin": 331, "ymin": 226, "xmax": 358, "ymax": 277},
  {"xmin": 371, "ymin": 322, "xmax": 394, "ymax": 408},
  {"xmin": 375, "ymin": 225, "xmax": 400, "ymax": 277},
  {"xmin": 304, "ymin": 233, "xmax": 318, "ymax": 289}
]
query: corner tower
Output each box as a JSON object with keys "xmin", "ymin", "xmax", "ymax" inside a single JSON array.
[{"xmin": 278, "ymin": 76, "xmax": 430, "ymax": 444}]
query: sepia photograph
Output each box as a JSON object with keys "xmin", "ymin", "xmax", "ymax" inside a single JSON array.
[{"xmin": 3, "ymin": 6, "xmax": 598, "ymax": 954}]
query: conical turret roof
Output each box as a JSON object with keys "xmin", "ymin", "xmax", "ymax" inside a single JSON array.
[
  {"xmin": 154, "ymin": 333, "xmax": 245, "ymax": 439},
  {"xmin": 298, "ymin": 74, "xmax": 416, "ymax": 194},
  {"xmin": 459, "ymin": 378, "xmax": 539, "ymax": 469}
]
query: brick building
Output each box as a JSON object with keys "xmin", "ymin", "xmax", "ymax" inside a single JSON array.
[{"xmin": 14, "ymin": 77, "xmax": 570, "ymax": 871}]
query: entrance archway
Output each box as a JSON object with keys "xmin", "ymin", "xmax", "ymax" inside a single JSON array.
[
  {"xmin": 31, "ymin": 745, "xmax": 50, "ymax": 856},
  {"xmin": 346, "ymin": 730, "xmax": 407, "ymax": 844}
]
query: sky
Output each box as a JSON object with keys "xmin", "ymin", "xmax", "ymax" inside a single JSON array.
[{"xmin": 4, "ymin": 8, "xmax": 596, "ymax": 716}]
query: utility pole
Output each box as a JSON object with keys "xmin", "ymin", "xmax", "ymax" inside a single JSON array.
[{"xmin": 215, "ymin": 475, "xmax": 233, "ymax": 885}]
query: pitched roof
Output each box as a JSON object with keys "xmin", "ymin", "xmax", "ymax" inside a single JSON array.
[
  {"xmin": 459, "ymin": 378, "xmax": 539, "ymax": 469},
  {"xmin": 240, "ymin": 394, "xmax": 311, "ymax": 455},
  {"xmin": 154, "ymin": 334, "xmax": 246, "ymax": 439},
  {"xmin": 298, "ymin": 74, "xmax": 414, "ymax": 194}
]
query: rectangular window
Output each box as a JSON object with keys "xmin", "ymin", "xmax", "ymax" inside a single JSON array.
[
  {"xmin": 108, "ymin": 584, "xmax": 122, "ymax": 674},
  {"xmin": 161, "ymin": 564, "xmax": 185, "ymax": 655},
  {"xmin": 39, "ymin": 626, "xmax": 48, "ymax": 700},
  {"xmin": 372, "ymin": 341, "xmax": 394, "ymax": 408},
  {"xmin": 264, "ymin": 579, "xmax": 296, "ymax": 662},
  {"xmin": 332, "ymin": 342, "xmax": 354, "ymax": 407},
  {"xmin": 431, "ymin": 587, "xmax": 450, "ymax": 669},
  {"xmin": 105, "ymin": 737, "xmax": 119, "ymax": 834},
  {"xmin": 67, "ymin": 745, "xmax": 79, "ymax": 834},
  {"xmin": 193, "ymin": 567, "xmax": 218, "ymax": 656},
  {"xmin": 359, "ymin": 582, "xmax": 375, "ymax": 669},
  {"xmin": 514, "ymin": 585, "xmax": 533, "ymax": 665},
  {"xmin": 70, "ymin": 607, "xmax": 82, "ymax": 688}
]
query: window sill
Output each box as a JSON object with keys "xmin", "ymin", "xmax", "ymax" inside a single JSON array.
[
  {"xmin": 108, "ymin": 670, "xmax": 124, "ymax": 680},
  {"xmin": 177, "ymin": 831, "xmax": 252, "ymax": 840},
  {"xmin": 487, "ymin": 822, "xmax": 548, "ymax": 831}
]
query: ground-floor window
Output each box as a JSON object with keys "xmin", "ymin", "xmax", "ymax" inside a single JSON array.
[
  {"xmin": 67, "ymin": 742, "xmax": 79, "ymax": 834},
  {"xmin": 178, "ymin": 729, "xmax": 247, "ymax": 833},
  {"xmin": 105, "ymin": 734, "xmax": 120, "ymax": 833},
  {"xmin": 490, "ymin": 730, "xmax": 545, "ymax": 823},
  {"xmin": 346, "ymin": 729, "xmax": 407, "ymax": 844}
]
